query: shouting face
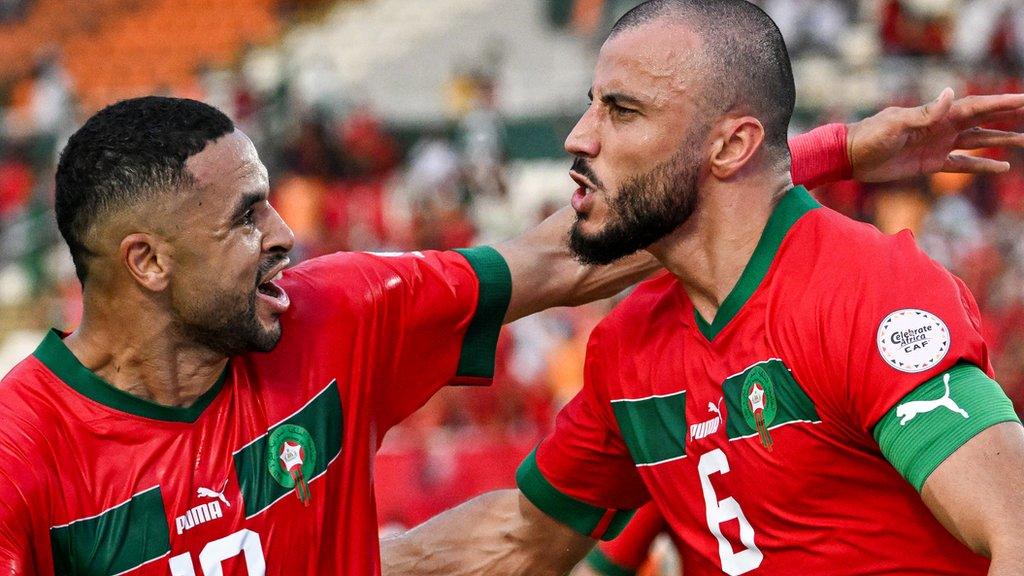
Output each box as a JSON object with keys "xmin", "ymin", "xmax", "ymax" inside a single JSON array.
[
  {"xmin": 565, "ymin": 21, "xmax": 712, "ymax": 264},
  {"xmin": 167, "ymin": 130, "xmax": 295, "ymax": 354}
]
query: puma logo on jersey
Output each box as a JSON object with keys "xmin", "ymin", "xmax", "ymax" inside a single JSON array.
[
  {"xmin": 690, "ymin": 398, "xmax": 723, "ymax": 440},
  {"xmin": 196, "ymin": 480, "xmax": 231, "ymax": 508},
  {"xmin": 176, "ymin": 481, "xmax": 229, "ymax": 535},
  {"xmin": 897, "ymin": 373, "xmax": 969, "ymax": 426}
]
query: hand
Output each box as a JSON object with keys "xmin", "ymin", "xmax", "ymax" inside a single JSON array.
[{"xmin": 846, "ymin": 88, "xmax": 1024, "ymax": 183}]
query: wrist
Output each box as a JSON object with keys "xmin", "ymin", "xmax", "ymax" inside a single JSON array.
[{"xmin": 789, "ymin": 123, "xmax": 852, "ymax": 189}]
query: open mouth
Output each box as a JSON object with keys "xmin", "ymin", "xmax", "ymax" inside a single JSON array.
[
  {"xmin": 256, "ymin": 266, "xmax": 290, "ymax": 314},
  {"xmin": 257, "ymin": 270, "xmax": 284, "ymax": 299}
]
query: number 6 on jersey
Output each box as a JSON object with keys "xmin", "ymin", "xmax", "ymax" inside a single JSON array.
[{"xmin": 698, "ymin": 449, "xmax": 763, "ymax": 575}]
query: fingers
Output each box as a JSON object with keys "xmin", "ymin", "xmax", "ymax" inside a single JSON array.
[
  {"xmin": 949, "ymin": 93, "xmax": 1024, "ymax": 126},
  {"xmin": 905, "ymin": 87, "xmax": 955, "ymax": 128},
  {"xmin": 942, "ymin": 153, "xmax": 1011, "ymax": 174},
  {"xmin": 969, "ymin": 106, "xmax": 1024, "ymax": 128},
  {"xmin": 954, "ymin": 128, "xmax": 1024, "ymax": 149}
]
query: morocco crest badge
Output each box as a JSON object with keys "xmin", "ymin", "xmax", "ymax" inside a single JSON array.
[
  {"xmin": 267, "ymin": 424, "xmax": 317, "ymax": 506},
  {"xmin": 740, "ymin": 366, "xmax": 777, "ymax": 452}
]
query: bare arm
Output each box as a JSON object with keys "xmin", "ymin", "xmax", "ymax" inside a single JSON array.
[
  {"xmin": 494, "ymin": 207, "xmax": 659, "ymax": 323},
  {"xmin": 920, "ymin": 422, "xmax": 1024, "ymax": 575},
  {"xmin": 381, "ymin": 489, "xmax": 595, "ymax": 576}
]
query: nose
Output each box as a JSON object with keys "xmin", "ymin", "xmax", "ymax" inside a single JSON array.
[
  {"xmin": 565, "ymin": 104, "xmax": 600, "ymax": 158},
  {"xmin": 263, "ymin": 203, "xmax": 295, "ymax": 255}
]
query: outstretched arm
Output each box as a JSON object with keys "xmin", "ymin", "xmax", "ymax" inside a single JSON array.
[
  {"xmin": 381, "ymin": 489, "xmax": 594, "ymax": 576},
  {"xmin": 790, "ymin": 89, "xmax": 1024, "ymax": 189},
  {"xmin": 495, "ymin": 207, "xmax": 658, "ymax": 324}
]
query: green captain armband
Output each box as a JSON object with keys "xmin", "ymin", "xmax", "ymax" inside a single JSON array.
[{"xmin": 874, "ymin": 364, "xmax": 1021, "ymax": 491}]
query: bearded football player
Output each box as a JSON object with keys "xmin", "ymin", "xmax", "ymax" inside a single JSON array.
[
  {"xmin": 382, "ymin": 2, "xmax": 1024, "ymax": 575},
  {"xmin": 1, "ymin": 47, "xmax": 1022, "ymax": 576}
]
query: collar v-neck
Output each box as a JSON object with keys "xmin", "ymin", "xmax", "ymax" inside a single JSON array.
[
  {"xmin": 693, "ymin": 185, "xmax": 820, "ymax": 341},
  {"xmin": 33, "ymin": 329, "xmax": 230, "ymax": 423}
]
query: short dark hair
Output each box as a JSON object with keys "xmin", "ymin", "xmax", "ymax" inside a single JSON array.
[
  {"xmin": 55, "ymin": 96, "xmax": 234, "ymax": 283},
  {"xmin": 610, "ymin": 0, "xmax": 795, "ymax": 156}
]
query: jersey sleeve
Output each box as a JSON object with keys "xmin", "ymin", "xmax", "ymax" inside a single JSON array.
[
  {"xmin": 516, "ymin": 326, "xmax": 650, "ymax": 541},
  {"xmin": 290, "ymin": 247, "xmax": 511, "ymax": 432},
  {"xmin": 372, "ymin": 248, "xmax": 512, "ymax": 431},
  {"xmin": 585, "ymin": 502, "xmax": 667, "ymax": 575},
  {"xmin": 788, "ymin": 123, "xmax": 851, "ymax": 190},
  {"xmin": 773, "ymin": 228, "xmax": 993, "ymax": 437}
]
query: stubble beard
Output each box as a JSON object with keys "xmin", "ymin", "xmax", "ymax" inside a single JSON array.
[
  {"xmin": 176, "ymin": 256, "xmax": 287, "ymax": 356},
  {"xmin": 569, "ymin": 143, "xmax": 702, "ymax": 266},
  {"xmin": 180, "ymin": 287, "xmax": 281, "ymax": 356}
]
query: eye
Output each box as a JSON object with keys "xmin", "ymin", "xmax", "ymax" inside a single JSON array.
[
  {"xmin": 610, "ymin": 104, "xmax": 638, "ymax": 119},
  {"xmin": 242, "ymin": 207, "xmax": 256, "ymax": 227}
]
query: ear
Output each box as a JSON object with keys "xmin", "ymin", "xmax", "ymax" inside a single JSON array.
[
  {"xmin": 708, "ymin": 116, "xmax": 766, "ymax": 179},
  {"xmin": 120, "ymin": 233, "xmax": 173, "ymax": 292}
]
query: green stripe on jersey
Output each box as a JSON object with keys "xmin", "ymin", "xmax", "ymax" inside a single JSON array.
[
  {"xmin": 453, "ymin": 246, "xmax": 512, "ymax": 379},
  {"xmin": 874, "ymin": 364, "xmax": 1020, "ymax": 491},
  {"xmin": 586, "ymin": 547, "xmax": 638, "ymax": 576},
  {"xmin": 723, "ymin": 359, "xmax": 820, "ymax": 440},
  {"xmin": 611, "ymin": 391, "xmax": 688, "ymax": 466},
  {"xmin": 516, "ymin": 448, "xmax": 635, "ymax": 540},
  {"xmin": 234, "ymin": 380, "xmax": 343, "ymax": 518},
  {"xmin": 50, "ymin": 485, "xmax": 170, "ymax": 575}
]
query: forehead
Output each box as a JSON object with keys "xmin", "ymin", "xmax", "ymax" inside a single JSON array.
[
  {"xmin": 185, "ymin": 129, "xmax": 267, "ymax": 203},
  {"xmin": 595, "ymin": 21, "xmax": 703, "ymax": 104}
]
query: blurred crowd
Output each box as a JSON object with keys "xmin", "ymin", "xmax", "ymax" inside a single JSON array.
[{"xmin": 1, "ymin": 0, "xmax": 1024, "ymax": 536}]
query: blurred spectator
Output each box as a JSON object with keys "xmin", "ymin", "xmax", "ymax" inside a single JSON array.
[
  {"xmin": 952, "ymin": 0, "xmax": 1024, "ymax": 67},
  {"xmin": 0, "ymin": 0, "xmax": 29, "ymax": 23},
  {"xmin": 0, "ymin": 145, "xmax": 32, "ymax": 224}
]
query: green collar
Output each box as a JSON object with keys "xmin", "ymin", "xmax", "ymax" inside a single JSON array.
[
  {"xmin": 694, "ymin": 185, "xmax": 820, "ymax": 341},
  {"xmin": 33, "ymin": 329, "xmax": 229, "ymax": 423}
]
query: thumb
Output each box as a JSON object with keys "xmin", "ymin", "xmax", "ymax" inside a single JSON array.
[{"xmin": 909, "ymin": 87, "xmax": 954, "ymax": 128}]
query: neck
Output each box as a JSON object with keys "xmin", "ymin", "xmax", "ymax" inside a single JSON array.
[
  {"xmin": 646, "ymin": 172, "xmax": 792, "ymax": 324},
  {"xmin": 64, "ymin": 289, "xmax": 228, "ymax": 408}
]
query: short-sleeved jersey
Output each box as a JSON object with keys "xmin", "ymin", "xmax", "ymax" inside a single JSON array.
[
  {"xmin": 0, "ymin": 248, "xmax": 510, "ymax": 576},
  {"xmin": 520, "ymin": 186, "xmax": 1007, "ymax": 575}
]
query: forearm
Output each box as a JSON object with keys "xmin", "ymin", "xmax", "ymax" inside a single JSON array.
[
  {"xmin": 495, "ymin": 207, "xmax": 659, "ymax": 323},
  {"xmin": 381, "ymin": 489, "xmax": 594, "ymax": 576}
]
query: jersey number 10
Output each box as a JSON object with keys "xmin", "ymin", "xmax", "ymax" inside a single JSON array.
[
  {"xmin": 168, "ymin": 529, "xmax": 266, "ymax": 575},
  {"xmin": 698, "ymin": 449, "xmax": 764, "ymax": 575}
]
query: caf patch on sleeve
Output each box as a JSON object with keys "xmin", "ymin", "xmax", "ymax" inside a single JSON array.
[{"xmin": 876, "ymin": 309, "xmax": 949, "ymax": 373}]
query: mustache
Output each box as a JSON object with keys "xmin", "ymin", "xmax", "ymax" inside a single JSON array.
[
  {"xmin": 571, "ymin": 157, "xmax": 605, "ymax": 190},
  {"xmin": 256, "ymin": 254, "xmax": 289, "ymax": 285}
]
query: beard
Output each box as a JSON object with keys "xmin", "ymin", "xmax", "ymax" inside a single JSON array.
[
  {"xmin": 569, "ymin": 140, "xmax": 702, "ymax": 266},
  {"xmin": 176, "ymin": 256, "xmax": 286, "ymax": 355}
]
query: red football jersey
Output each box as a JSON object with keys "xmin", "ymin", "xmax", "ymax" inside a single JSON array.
[
  {"xmin": 0, "ymin": 248, "xmax": 509, "ymax": 576},
  {"xmin": 520, "ymin": 186, "xmax": 996, "ymax": 575}
]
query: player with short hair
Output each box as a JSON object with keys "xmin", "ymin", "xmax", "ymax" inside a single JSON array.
[
  {"xmin": 0, "ymin": 96, "xmax": 660, "ymax": 575},
  {"xmin": 381, "ymin": 2, "xmax": 1024, "ymax": 575},
  {"xmin": 0, "ymin": 62, "xmax": 1020, "ymax": 576}
]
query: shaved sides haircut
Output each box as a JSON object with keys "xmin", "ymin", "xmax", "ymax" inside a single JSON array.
[
  {"xmin": 611, "ymin": 0, "xmax": 796, "ymax": 158},
  {"xmin": 55, "ymin": 97, "xmax": 234, "ymax": 283}
]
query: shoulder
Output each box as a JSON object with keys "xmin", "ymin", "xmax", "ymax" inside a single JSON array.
[
  {"xmin": 0, "ymin": 358, "xmax": 61, "ymax": 492},
  {"xmin": 773, "ymin": 207, "xmax": 968, "ymax": 320},
  {"xmin": 0, "ymin": 356, "xmax": 65, "ymax": 439},
  {"xmin": 589, "ymin": 271, "xmax": 681, "ymax": 351},
  {"xmin": 281, "ymin": 250, "xmax": 479, "ymax": 306}
]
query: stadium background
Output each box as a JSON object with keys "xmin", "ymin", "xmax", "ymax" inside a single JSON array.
[{"xmin": 0, "ymin": 0, "xmax": 1022, "ymax": 572}]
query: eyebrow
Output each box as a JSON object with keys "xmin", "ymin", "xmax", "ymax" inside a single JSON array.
[
  {"xmin": 229, "ymin": 190, "xmax": 267, "ymax": 223},
  {"xmin": 588, "ymin": 89, "xmax": 645, "ymax": 108}
]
